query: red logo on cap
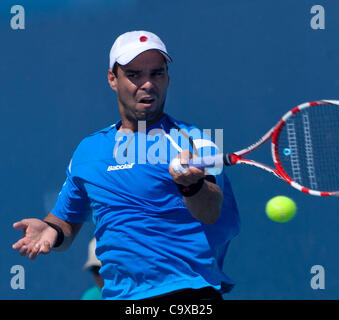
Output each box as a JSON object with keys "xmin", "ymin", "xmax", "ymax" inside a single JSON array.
[{"xmin": 140, "ymin": 36, "xmax": 148, "ymax": 42}]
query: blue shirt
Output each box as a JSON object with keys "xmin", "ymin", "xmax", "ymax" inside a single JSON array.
[{"xmin": 52, "ymin": 114, "xmax": 240, "ymax": 300}]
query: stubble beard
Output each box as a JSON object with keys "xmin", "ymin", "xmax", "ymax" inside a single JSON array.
[{"xmin": 121, "ymin": 98, "xmax": 166, "ymax": 128}]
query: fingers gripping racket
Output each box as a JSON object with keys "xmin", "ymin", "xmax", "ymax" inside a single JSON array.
[{"xmin": 171, "ymin": 100, "xmax": 339, "ymax": 196}]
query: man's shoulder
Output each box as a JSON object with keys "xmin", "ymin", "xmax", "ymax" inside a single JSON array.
[
  {"xmin": 165, "ymin": 114, "xmax": 201, "ymax": 132},
  {"xmin": 70, "ymin": 123, "xmax": 118, "ymax": 167},
  {"xmin": 166, "ymin": 114, "xmax": 215, "ymax": 142},
  {"xmin": 87, "ymin": 123, "xmax": 117, "ymax": 138},
  {"xmin": 79, "ymin": 123, "xmax": 117, "ymax": 145}
]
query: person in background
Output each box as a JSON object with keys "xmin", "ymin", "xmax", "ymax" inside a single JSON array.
[{"xmin": 81, "ymin": 238, "xmax": 103, "ymax": 300}]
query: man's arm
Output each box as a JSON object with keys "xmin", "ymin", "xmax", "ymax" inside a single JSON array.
[
  {"xmin": 183, "ymin": 179, "xmax": 223, "ymax": 225},
  {"xmin": 169, "ymin": 150, "xmax": 223, "ymax": 225},
  {"xmin": 12, "ymin": 212, "xmax": 83, "ymax": 260},
  {"xmin": 44, "ymin": 212, "xmax": 83, "ymax": 252}
]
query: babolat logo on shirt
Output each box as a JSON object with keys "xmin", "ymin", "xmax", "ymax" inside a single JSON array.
[{"xmin": 107, "ymin": 163, "xmax": 135, "ymax": 171}]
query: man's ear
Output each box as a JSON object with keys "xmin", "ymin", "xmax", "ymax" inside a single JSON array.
[{"xmin": 107, "ymin": 69, "xmax": 117, "ymax": 92}]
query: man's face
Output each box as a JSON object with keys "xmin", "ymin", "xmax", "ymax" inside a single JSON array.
[{"xmin": 108, "ymin": 50, "xmax": 170, "ymax": 126}]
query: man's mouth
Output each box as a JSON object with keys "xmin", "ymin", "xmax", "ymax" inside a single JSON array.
[{"xmin": 138, "ymin": 96, "xmax": 155, "ymax": 105}]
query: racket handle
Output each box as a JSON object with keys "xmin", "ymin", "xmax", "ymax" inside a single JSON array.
[
  {"xmin": 188, "ymin": 154, "xmax": 225, "ymax": 169},
  {"xmin": 170, "ymin": 154, "xmax": 226, "ymax": 174}
]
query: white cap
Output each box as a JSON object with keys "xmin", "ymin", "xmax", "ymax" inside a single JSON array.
[
  {"xmin": 83, "ymin": 238, "xmax": 101, "ymax": 270},
  {"xmin": 109, "ymin": 30, "xmax": 172, "ymax": 69}
]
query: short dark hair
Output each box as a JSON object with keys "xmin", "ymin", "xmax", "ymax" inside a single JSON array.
[{"xmin": 112, "ymin": 62, "xmax": 120, "ymax": 77}]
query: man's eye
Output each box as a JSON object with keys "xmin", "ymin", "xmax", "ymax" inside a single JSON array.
[
  {"xmin": 127, "ymin": 73, "xmax": 138, "ymax": 78},
  {"xmin": 153, "ymin": 71, "xmax": 164, "ymax": 76}
]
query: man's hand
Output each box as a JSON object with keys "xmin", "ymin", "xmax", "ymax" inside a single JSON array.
[
  {"xmin": 12, "ymin": 219, "xmax": 58, "ymax": 260},
  {"xmin": 169, "ymin": 150, "xmax": 205, "ymax": 186},
  {"xmin": 169, "ymin": 150, "xmax": 223, "ymax": 225}
]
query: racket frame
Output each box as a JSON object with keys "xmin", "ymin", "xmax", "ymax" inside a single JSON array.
[{"xmin": 224, "ymin": 100, "xmax": 339, "ymax": 197}]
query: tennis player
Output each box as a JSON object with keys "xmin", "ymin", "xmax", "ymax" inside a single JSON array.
[{"xmin": 12, "ymin": 31, "xmax": 240, "ymax": 300}]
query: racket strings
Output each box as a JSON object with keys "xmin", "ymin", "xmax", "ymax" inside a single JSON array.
[{"xmin": 277, "ymin": 104, "xmax": 339, "ymax": 192}]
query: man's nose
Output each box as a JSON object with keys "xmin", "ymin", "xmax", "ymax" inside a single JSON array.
[{"xmin": 139, "ymin": 77, "xmax": 154, "ymax": 90}]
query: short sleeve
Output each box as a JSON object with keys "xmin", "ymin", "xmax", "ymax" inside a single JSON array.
[{"xmin": 51, "ymin": 163, "xmax": 91, "ymax": 223}]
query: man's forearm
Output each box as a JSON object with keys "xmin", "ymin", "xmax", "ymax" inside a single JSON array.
[
  {"xmin": 44, "ymin": 212, "xmax": 82, "ymax": 251},
  {"xmin": 184, "ymin": 180, "xmax": 223, "ymax": 225}
]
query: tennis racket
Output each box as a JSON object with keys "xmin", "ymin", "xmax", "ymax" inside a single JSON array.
[{"xmin": 171, "ymin": 100, "xmax": 339, "ymax": 196}]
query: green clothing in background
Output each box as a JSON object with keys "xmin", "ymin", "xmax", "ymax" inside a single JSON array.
[{"xmin": 81, "ymin": 286, "xmax": 102, "ymax": 300}]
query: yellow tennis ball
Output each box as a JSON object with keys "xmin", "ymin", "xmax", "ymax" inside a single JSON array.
[{"xmin": 265, "ymin": 196, "xmax": 297, "ymax": 223}]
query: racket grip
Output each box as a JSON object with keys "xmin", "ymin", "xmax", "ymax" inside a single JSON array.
[
  {"xmin": 170, "ymin": 154, "xmax": 226, "ymax": 174},
  {"xmin": 188, "ymin": 154, "xmax": 225, "ymax": 170}
]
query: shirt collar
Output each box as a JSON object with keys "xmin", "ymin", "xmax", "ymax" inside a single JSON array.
[{"xmin": 113, "ymin": 113, "xmax": 170, "ymax": 133}]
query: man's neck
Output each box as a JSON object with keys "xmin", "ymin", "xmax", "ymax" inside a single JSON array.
[{"xmin": 119, "ymin": 113, "xmax": 165, "ymax": 132}]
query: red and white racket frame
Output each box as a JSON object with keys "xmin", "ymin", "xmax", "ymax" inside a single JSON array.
[{"xmin": 225, "ymin": 100, "xmax": 339, "ymax": 197}]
